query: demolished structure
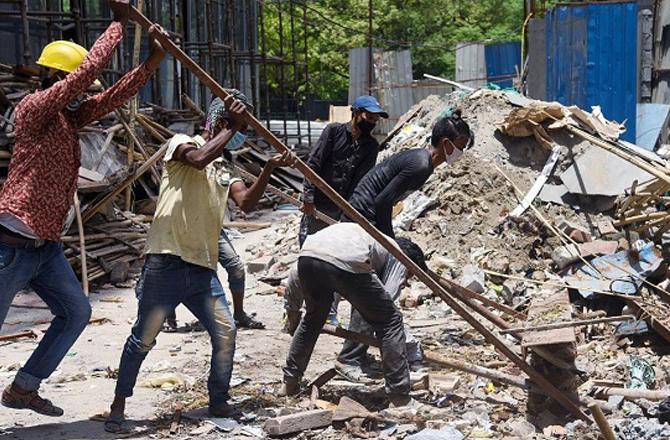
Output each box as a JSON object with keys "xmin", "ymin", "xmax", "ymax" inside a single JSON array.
[{"xmin": 2, "ymin": 4, "xmax": 670, "ymax": 440}]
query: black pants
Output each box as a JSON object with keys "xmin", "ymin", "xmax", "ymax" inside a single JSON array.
[{"xmin": 283, "ymin": 257, "xmax": 410, "ymax": 396}]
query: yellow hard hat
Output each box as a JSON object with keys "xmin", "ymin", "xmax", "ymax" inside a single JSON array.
[{"xmin": 36, "ymin": 40, "xmax": 88, "ymax": 73}]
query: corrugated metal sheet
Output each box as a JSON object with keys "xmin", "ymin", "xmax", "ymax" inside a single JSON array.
[
  {"xmin": 376, "ymin": 50, "xmax": 414, "ymax": 134},
  {"xmin": 412, "ymin": 80, "xmax": 453, "ymax": 103},
  {"xmin": 455, "ymin": 42, "xmax": 486, "ymax": 88},
  {"xmin": 546, "ymin": 2, "xmax": 638, "ymax": 142},
  {"xmin": 348, "ymin": 47, "xmax": 382, "ymax": 104},
  {"xmin": 653, "ymin": 0, "xmax": 670, "ymax": 103},
  {"xmin": 485, "ymin": 42, "xmax": 521, "ymax": 88}
]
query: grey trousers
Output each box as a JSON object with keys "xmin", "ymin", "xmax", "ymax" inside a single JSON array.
[{"xmin": 283, "ymin": 257, "xmax": 410, "ymax": 397}]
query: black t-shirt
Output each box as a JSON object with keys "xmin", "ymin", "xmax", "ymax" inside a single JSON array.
[
  {"xmin": 346, "ymin": 148, "xmax": 433, "ymax": 237},
  {"xmin": 302, "ymin": 122, "xmax": 379, "ymax": 218}
]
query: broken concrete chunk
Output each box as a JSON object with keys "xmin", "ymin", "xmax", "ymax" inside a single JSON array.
[
  {"xmin": 246, "ymin": 255, "xmax": 276, "ymax": 273},
  {"xmin": 263, "ymin": 409, "xmax": 333, "ymax": 437},
  {"xmin": 457, "ymin": 265, "xmax": 485, "ymax": 293},
  {"xmin": 406, "ymin": 427, "xmax": 464, "ymax": 440},
  {"xmin": 558, "ymin": 220, "xmax": 592, "ymax": 243},
  {"xmin": 551, "ymin": 244, "xmax": 580, "ymax": 269},
  {"xmin": 578, "ymin": 240, "xmax": 618, "ymax": 258},
  {"xmin": 332, "ymin": 396, "xmax": 372, "ymax": 422},
  {"xmin": 428, "ymin": 374, "xmax": 460, "ymax": 394}
]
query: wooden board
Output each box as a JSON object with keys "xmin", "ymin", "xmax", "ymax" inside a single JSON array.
[{"xmin": 522, "ymin": 290, "xmax": 576, "ymax": 348}]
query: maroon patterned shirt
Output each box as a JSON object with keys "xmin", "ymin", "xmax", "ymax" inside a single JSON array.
[{"xmin": 0, "ymin": 21, "xmax": 153, "ymax": 240}]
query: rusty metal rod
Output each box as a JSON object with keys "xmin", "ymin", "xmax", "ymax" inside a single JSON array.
[
  {"xmin": 233, "ymin": 164, "xmax": 337, "ymax": 225},
  {"xmin": 129, "ymin": 6, "xmax": 590, "ymax": 423}
]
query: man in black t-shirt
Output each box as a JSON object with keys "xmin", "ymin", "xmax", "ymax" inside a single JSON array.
[{"xmin": 346, "ymin": 110, "xmax": 474, "ymax": 238}]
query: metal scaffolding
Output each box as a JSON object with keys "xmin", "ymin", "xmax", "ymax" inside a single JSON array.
[{"xmin": 0, "ymin": 0, "xmax": 315, "ymax": 148}]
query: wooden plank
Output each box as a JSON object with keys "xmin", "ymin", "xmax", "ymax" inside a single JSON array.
[
  {"xmin": 589, "ymin": 403, "xmax": 616, "ymax": 440},
  {"xmin": 522, "ymin": 290, "xmax": 576, "ymax": 348},
  {"xmin": 263, "ymin": 409, "xmax": 332, "ymax": 437}
]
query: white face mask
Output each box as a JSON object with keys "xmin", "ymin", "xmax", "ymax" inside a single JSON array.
[{"xmin": 444, "ymin": 140, "xmax": 464, "ymax": 165}]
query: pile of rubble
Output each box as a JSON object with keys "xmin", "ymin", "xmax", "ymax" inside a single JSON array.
[{"xmin": 226, "ymin": 90, "xmax": 670, "ymax": 439}]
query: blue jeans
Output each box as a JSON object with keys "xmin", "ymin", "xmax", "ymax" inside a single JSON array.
[
  {"xmin": 218, "ymin": 230, "xmax": 245, "ymax": 294},
  {"xmin": 0, "ymin": 241, "xmax": 92, "ymax": 391},
  {"xmin": 115, "ymin": 254, "xmax": 236, "ymax": 407}
]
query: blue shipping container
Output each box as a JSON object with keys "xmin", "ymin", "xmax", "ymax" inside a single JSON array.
[
  {"xmin": 485, "ymin": 42, "xmax": 521, "ymax": 89},
  {"xmin": 546, "ymin": 2, "xmax": 638, "ymax": 142}
]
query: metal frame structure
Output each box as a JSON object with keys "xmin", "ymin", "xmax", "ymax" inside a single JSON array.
[{"xmin": 0, "ymin": 0, "xmax": 314, "ymax": 147}]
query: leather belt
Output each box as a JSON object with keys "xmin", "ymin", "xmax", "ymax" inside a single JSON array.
[{"xmin": 0, "ymin": 226, "xmax": 46, "ymax": 249}]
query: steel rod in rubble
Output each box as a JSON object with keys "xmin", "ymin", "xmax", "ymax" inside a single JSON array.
[{"xmin": 129, "ymin": 6, "xmax": 590, "ymax": 423}]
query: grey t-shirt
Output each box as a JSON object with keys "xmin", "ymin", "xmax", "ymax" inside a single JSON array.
[{"xmin": 300, "ymin": 222, "xmax": 407, "ymax": 297}]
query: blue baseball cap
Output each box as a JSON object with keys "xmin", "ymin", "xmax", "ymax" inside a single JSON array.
[{"xmin": 351, "ymin": 95, "xmax": 389, "ymax": 118}]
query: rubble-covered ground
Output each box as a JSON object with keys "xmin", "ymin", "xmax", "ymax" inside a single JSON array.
[{"xmin": 3, "ymin": 90, "xmax": 670, "ymax": 440}]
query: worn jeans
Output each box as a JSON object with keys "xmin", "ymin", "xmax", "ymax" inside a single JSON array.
[
  {"xmin": 166, "ymin": 229, "xmax": 245, "ymax": 323},
  {"xmin": 218, "ymin": 229, "xmax": 245, "ymax": 294},
  {"xmin": 115, "ymin": 254, "xmax": 236, "ymax": 407},
  {"xmin": 0, "ymin": 241, "xmax": 92, "ymax": 391},
  {"xmin": 283, "ymin": 257, "xmax": 410, "ymax": 396}
]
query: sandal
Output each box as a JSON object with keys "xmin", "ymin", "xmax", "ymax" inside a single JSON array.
[
  {"xmin": 235, "ymin": 313, "xmax": 265, "ymax": 329},
  {"xmin": 104, "ymin": 415, "xmax": 130, "ymax": 434},
  {"xmin": 1, "ymin": 385, "xmax": 64, "ymax": 417}
]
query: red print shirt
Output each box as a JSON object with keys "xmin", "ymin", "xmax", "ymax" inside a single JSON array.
[{"xmin": 0, "ymin": 21, "xmax": 153, "ymax": 241}]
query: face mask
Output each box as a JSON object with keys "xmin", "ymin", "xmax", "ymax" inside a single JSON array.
[
  {"xmin": 444, "ymin": 141, "xmax": 464, "ymax": 165},
  {"xmin": 225, "ymin": 131, "xmax": 247, "ymax": 151},
  {"xmin": 357, "ymin": 119, "xmax": 376, "ymax": 135},
  {"xmin": 66, "ymin": 95, "xmax": 84, "ymax": 112}
]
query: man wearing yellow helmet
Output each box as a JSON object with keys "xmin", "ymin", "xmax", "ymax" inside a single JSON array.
[{"xmin": 0, "ymin": 0, "xmax": 165, "ymax": 417}]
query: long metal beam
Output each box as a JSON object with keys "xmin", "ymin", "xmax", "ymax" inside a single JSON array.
[{"xmin": 129, "ymin": 6, "xmax": 590, "ymax": 423}]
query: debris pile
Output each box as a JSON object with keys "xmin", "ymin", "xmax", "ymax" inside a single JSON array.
[{"xmin": 217, "ymin": 89, "xmax": 670, "ymax": 439}]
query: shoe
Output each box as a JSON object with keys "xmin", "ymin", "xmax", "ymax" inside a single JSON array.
[
  {"xmin": 209, "ymin": 401, "xmax": 241, "ymax": 418},
  {"xmin": 2, "ymin": 384, "xmax": 64, "ymax": 417},
  {"xmin": 334, "ymin": 361, "xmax": 377, "ymax": 384},
  {"xmin": 277, "ymin": 377, "xmax": 300, "ymax": 397},
  {"xmin": 281, "ymin": 311, "xmax": 302, "ymax": 336}
]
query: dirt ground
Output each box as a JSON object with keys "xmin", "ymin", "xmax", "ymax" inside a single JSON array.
[{"xmin": 0, "ymin": 211, "xmax": 349, "ymax": 440}]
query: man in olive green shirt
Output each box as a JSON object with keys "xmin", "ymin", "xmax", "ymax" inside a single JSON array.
[{"xmin": 106, "ymin": 92, "xmax": 295, "ymax": 432}]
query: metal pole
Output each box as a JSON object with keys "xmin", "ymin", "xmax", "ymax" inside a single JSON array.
[
  {"xmin": 71, "ymin": 0, "xmax": 83, "ymax": 45},
  {"xmin": 227, "ymin": 0, "xmax": 237, "ymax": 88},
  {"xmin": 206, "ymin": 0, "xmax": 216, "ymax": 83},
  {"xmin": 289, "ymin": 0, "xmax": 301, "ymax": 147},
  {"xmin": 277, "ymin": 0, "xmax": 288, "ymax": 144},
  {"xmin": 259, "ymin": 0, "xmax": 271, "ymax": 128},
  {"xmin": 20, "ymin": 0, "xmax": 31, "ymax": 65},
  {"xmin": 246, "ymin": 0, "xmax": 258, "ymax": 113},
  {"xmin": 367, "ymin": 0, "xmax": 373, "ymax": 95},
  {"xmin": 128, "ymin": 7, "xmax": 591, "ymax": 423},
  {"xmin": 302, "ymin": 1, "xmax": 311, "ymax": 148}
]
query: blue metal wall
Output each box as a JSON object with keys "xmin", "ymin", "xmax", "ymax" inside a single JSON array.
[
  {"xmin": 546, "ymin": 2, "xmax": 638, "ymax": 142},
  {"xmin": 485, "ymin": 42, "xmax": 521, "ymax": 88}
]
